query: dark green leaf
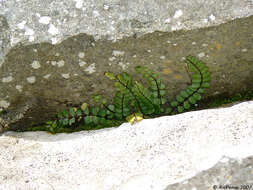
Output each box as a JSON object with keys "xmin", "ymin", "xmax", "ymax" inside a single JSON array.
[
  {"xmin": 193, "ymin": 93, "xmax": 201, "ymax": 100},
  {"xmin": 202, "ymin": 82, "xmax": 210, "ymax": 88},
  {"xmin": 171, "ymin": 101, "xmax": 178, "ymax": 107},
  {"xmin": 160, "ymin": 90, "xmax": 166, "ymax": 96},
  {"xmin": 180, "ymin": 91, "xmax": 189, "ymax": 98},
  {"xmin": 76, "ymin": 109, "xmax": 82, "ymax": 116},
  {"xmin": 62, "ymin": 118, "xmax": 69, "ymax": 126},
  {"xmin": 176, "ymin": 95, "xmax": 184, "ymax": 102},
  {"xmin": 69, "ymin": 118, "xmax": 75, "ymax": 125},
  {"xmin": 98, "ymin": 109, "xmax": 107, "ymax": 117},
  {"xmin": 189, "ymin": 96, "xmax": 197, "ymax": 104},
  {"xmin": 69, "ymin": 108, "xmax": 76, "ymax": 117},
  {"xmin": 183, "ymin": 101, "xmax": 191, "ymax": 109},
  {"xmin": 108, "ymin": 104, "xmax": 115, "ymax": 111},
  {"xmin": 165, "ymin": 107, "xmax": 172, "ymax": 114},
  {"xmin": 91, "ymin": 107, "xmax": 100, "ymax": 115},
  {"xmin": 177, "ymin": 106, "xmax": 184, "ymax": 113},
  {"xmin": 160, "ymin": 83, "xmax": 166, "ymax": 89},
  {"xmin": 57, "ymin": 112, "xmax": 64, "ymax": 119}
]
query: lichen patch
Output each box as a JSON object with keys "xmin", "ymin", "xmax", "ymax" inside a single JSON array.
[
  {"xmin": 24, "ymin": 27, "xmax": 35, "ymax": 36},
  {"xmin": 48, "ymin": 24, "xmax": 59, "ymax": 35},
  {"xmin": 198, "ymin": 52, "xmax": 205, "ymax": 58},
  {"xmin": 74, "ymin": 0, "xmax": 83, "ymax": 9},
  {"xmin": 79, "ymin": 61, "xmax": 87, "ymax": 67},
  {"xmin": 173, "ymin": 10, "xmax": 183, "ymax": 19},
  {"xmin": 57, "ymin": 60, "xmax": 65, "ymax": 67},
  {"xmin": 27, "ymin": 76, "xmax": 36, "ymax": 84},
  {"xmin": 61, "ymin": 73, "xmax": 70, "ymax": 79},
  {"xmin": 31, "ymin": 60, "xmax": 41, "ymax": 69},
  {"xmin": 215, "ymin": 44, "xmax": 221, "ymax": 50},
  {"xmin": 84, "ymin": 63, "xmax": 96, "ymax": 74},
  {"xmin": 0, "ymin": 100, "xmax": 10, "ymax": 108},
  {"xmin": 209, "ymin": 14, "xmax": 216, "ymax": 21},
  {"xmin": 39, "ymin": 16, "xmax": 51, "ymax": 25},
  {"xmin": 78, "ymin": 52, "xmax": 85, "ymax": 58},
  {"xmin": 17, "ymin": 21, "xmax": 26, "ymax": 29},
  {"xmin": 15, "ymin": 85, "xmax": 23, "ymax": 92},
  {"xmin": 163, "ymin": 68, "xmax": 172, "ymax": 75},
  {"xmin": 2, "ymin": 76, "xmax": 13, "ymax": 83},
  {"xmin": 43, "ymin": 74, "xmax": 51, "ymax": 79},
  {"xmin": 112, "ymin": 50, "xmax": 125, "ymax": 57}
]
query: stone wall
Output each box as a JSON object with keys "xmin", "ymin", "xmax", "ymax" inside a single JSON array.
[{"xmin": 0, "ymin": 0, "xmax": 253, "ymax": 130}]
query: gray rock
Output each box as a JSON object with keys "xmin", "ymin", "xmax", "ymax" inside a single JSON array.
[
  {"xmin": 0, "ymin": 101, "xmax": 253, "ymax": 190},
  {"xmin": 0, "ymin": 0, "xmax": 253, "ymax": 130},
  {"xmin": 164, "ymin": 156, "xmax": 253, "ymax": 190}
]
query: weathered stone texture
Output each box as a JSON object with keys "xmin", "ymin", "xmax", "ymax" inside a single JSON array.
[
  {"xmin": 0, "ymin": 101, "xmax": 253, "ymax": 189},
  {"xmin": 0, "ymin": 1, "xmax": 253, "ymax": 130}
]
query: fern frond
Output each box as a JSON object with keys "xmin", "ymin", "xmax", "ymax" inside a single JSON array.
[{"xmin": 169, "ymin": 55, "xmax": 211, "ymax": 113}]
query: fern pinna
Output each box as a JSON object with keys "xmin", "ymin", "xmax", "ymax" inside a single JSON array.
[{"xmin": 49, "ymin": 55, "xmax": 211, "ymax": 133}]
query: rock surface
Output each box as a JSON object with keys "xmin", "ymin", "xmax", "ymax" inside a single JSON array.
[
  {"xmin": 0, "ymin": 0, "xmax": 253, "ymax": 130},
  {"xmin": 0, "ymin": 101, "xmax": 253, "ymax": 190}
]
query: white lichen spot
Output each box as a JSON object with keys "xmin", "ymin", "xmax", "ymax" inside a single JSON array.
[
  {"xmin": 93, "ymin": 10, "xmax": 100, "ymax": 17},
  {"xmin": 43, "ymin": 74, "xmax": 51, "ymax": 79},
  {"xmin": 198, "ymin": 52, "xmax": 205, "ymax": 58},
  {"xmin": 192, "ymin": 42, "xmax": 196, "ymax": 45},
  {"xmin": 29, "ymin": 36, "xmax": 35, "ymax": 42},
  {"xmin": 173, "ymin": 10, "xmax": 183, "ymax": 19},
  {"xmin": 51, "ymin": 37, "xmax": 59, "ymax": 44},
  {"xmin": 78, "ymin": 52, "xmax": 85, "ymax": 58},
  {"xmin": 85, "ymin": 63, "xmax": 96, "ymax": 74},
  {"xmin": 242, "ymin": 48, "xmax": 247, "ymax": 52},
  {"xmin": 61, "ymin": 73, "xmax": 70, "ymax": 79},
  {"xmin": 79, "ymin": 61, "xmax": 87, "ymax": 67},
  {"xmin": 51, "ymin": 61, "xmax": 57, "ymax": 66},
  {"xmin": 57, "ymin": 60, "xmax": 65, "ymax": 67},
  {"xmin": 203, "ymin": 19, "xmax": 208, "ymax": 23},
  {"xmin": 0, "ymin": 100, "xmax": 10, "ymax": 108},
  {"xmin": 24, "ymin": 27, "xmax": 34, "ymax": 36},
  {"xmin": 118, "ymin": 62, "xmax": 127, "ymax": 70},
  {"xmin": 27, "ymin": 76, "xmax": 36, "ymax": 84},
  {"xmin": 167, "ymin": 40, "xmax": 171, "ymax": 43},
  {"xmin": 173, "ymin": 43, "xmax": 177, "ymax": 46},
  {"xmin": 31, "ymin": 60, "xmax": 41, "ymax": 69},
  {"xmin": 209, "ymin": 14, "xmax": 216, "ymax": 21},
  {"xmin": 112, "ymin": 50, "xmax": 125, "ymax": 57},
  {"xmin": 220, "ymin": 157, "xmax": 229, "ymax": 163},
  {"xmin": 33, "ymin": 49, "xmax": 38, "ymax": 52},
  {"xmin": 103, "ymin": 4, "xmax": 110, "ymax": 10},
  {"xmin": 133, "ymin": 55, "xmax": 137, "ymax": 58},
  {"xmin": 55, "ymin": 53, "xmax": 60, "ymax": 56},
  {"xmin": 2, "ymin": 76, "xmax": 13, "ymax": 83},
  {"xmin": 15, "ymin": 85, "xmax": 23, "ymax": 92},
  {"xmin": 74, "ymin": 0, "xmax": 83, "ymax": 9},
  {"xmin": 147, "ymin": 50, "xmax": 152, "ymax": 53},
  {"xmin": 160, "ymin": 56, "xmax": 165, "ymax": 60},
  {"xmin": 74, "ymin": 73, "xmax": 78, "ymax": 76},
  {"xmin": 165, "ymin": 17, "xmax": 171, "ymax": 23},
  {"xmin": 202, "ymin": 43, "xmax": 208, "ymax": 47},
  {"xmin": 181, "ymin": 57, "xmax": 186, "ymax": 61},
  {"xmin": 48, "ymin": 24, "xmax": 59, "ymax": 35},
  {"xmin": 39, "ymin": 16, "xmax": 51, "ymax": 24},
  {"xmin": 109, "ymin": 57, "xmax": 116, "ymax": 61},
  {"xmin": 17, "ymin": 21, "xmax": 26, "ymax": 29}
]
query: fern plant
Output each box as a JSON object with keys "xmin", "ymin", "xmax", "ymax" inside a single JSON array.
[{"xmin": 25, "ymin": 55, "xmax": 211, "ymax": 133}]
